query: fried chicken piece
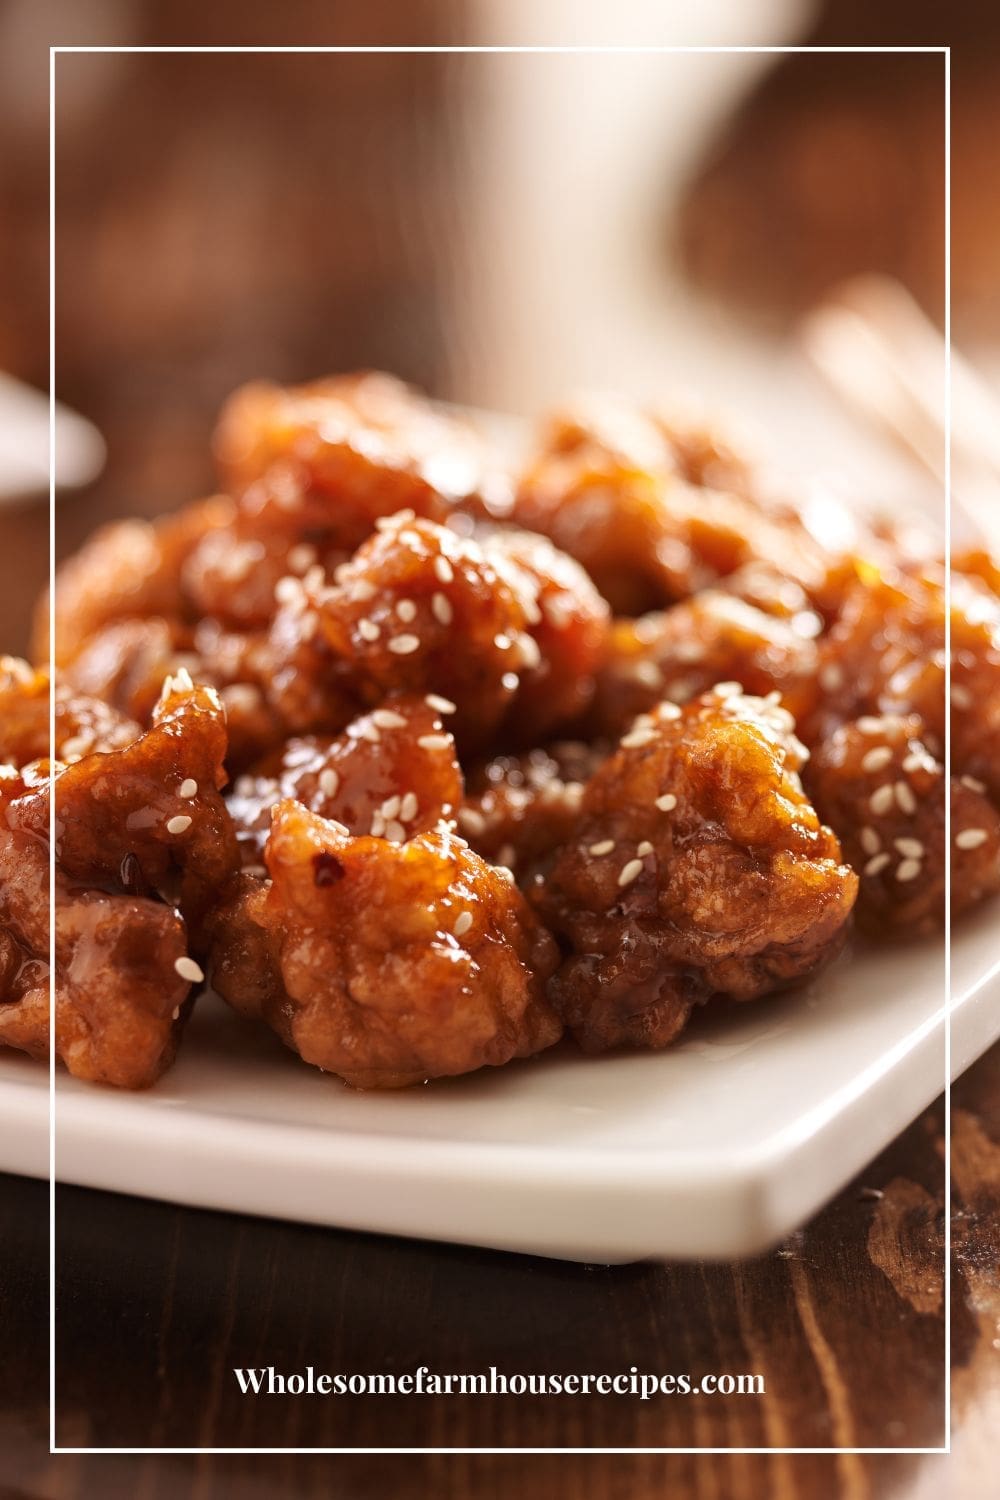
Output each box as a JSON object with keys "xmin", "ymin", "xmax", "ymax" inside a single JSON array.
[
  {"xmin": 0, "ymin": 763, "xmax": 50, "ymax": 1060},
  {"xmin": 809, "ymin": 562, "xmax": 1000, "ymax": 795},
  {"xmin": 42, "ymin": 495, "xmax": 232, "ymax": 669},
  {"xmin": 213, "ymin": 371, "xmax": 510, "ymax": 530},
  {"xmin": 227, "ymin": 694, "xmax": 462, "ymax": 864},
  {"xmin": 529, "ymin": 688, "xmax": 858, "ymax": 1053},
  {"xmin": 514, "ymin": 400, "xmax": 841, "ymax": 615},
  {"xmin": 312, "ymin": 513, "xmax": 607, "ymax": 750},
  {"xmin": 2, "ymin": 760, "xmax": 190, "ymax": 1087},
  {"xmin": 458, "ymin": 741, "xmax": 606, "ymax": 875},
  {"xmin": 591, "ymin": 590, "xmax": 820, "ymax": 739},
  {"xmin": 0, "ymin": 657, "xmax": 49, "ymax": 766},
  {"xmin": 210, "ymin": 801, "xmax": 562, "ymax": 1088},
  {"xmin": 54, "ymin": 673, "xmax": 239, "ymax": 937},
  {"xmin": 808, "ymin": 713, "xmax": 1000, "ymax": 934}
]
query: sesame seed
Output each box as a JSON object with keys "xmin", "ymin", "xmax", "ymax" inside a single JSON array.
[
  {"xmin": 621, "ymin": 727, "xmax": 656, "ymax": 749},
  {"xmin": 400, "ymin": 792, "xmax": 418, "ymax": 823},
  {"xmin": 418, "ymin": 734, "xmax": 452, "ymax": 750},
  {"xmin": 496, "ymin": 866, "xmax": 516, "ymax": 883},
  {"xmin": 370, "ymin": 812, "xmax": 386, "ymax": 837},
  {"xmin": 171, "ymin": 1006, "xmax": 181, "ymax": 1021},
  {"xmin": 358, "ymin": 619, "xmax": 380, "ymax": 642},
  {"xmin": 856, "ymin": 716, "xmax": 885, "ymax": 734},
  {"xmin": 396, "ymin": 599, "xmax": 417, "ymax": 623},
  {"xmin": 517, "ymin": 633, "xmax": 541, "ymax": 669},
  {"xmin": 819, "ymin": 663, "xmax": 843, "ymax": 691},
  {"xmin": 618, "ymin": 858, "xmax": 644, "ymax": 888},
  {"xmin": 425, "ymin": 694, "xmax": 457, "ymax": 715},
  {"xmin": 381, "ymin": 794, "xmax": 402, "ymax": 819},
  {"xmin": 636, "ymin": 841, "xmax": 653, "ymax": 857},
  {"xmin": 956, "ymin": 828, "xmax": 988, "ymax": 850},
  {"xmin": 896, "ymin": 858, "xmax": 922, "ymax": 882},
  {"xmin": 656, "ymin": 793, "xmax": 677, "ymax": 812},
  {"xmin": 894, "ymin": 781, "xmax": 917, "ymax": 815},
  {"xmin": 864, "ymin": 852, "xmax": 891, "ymax": 876},
  {"xmin": 384, "ymin": 819, "xmax": 406, "ymax": 843},
  {"xmin": 633, "ymin": 661, "xmax": 663, "ymax": 688},
  {"xmin": 432, "ymin": 592, "xmax": 453, "ymax": 625},
  {"xmin": 656, "ymin": 702, "xmax": 682, "ymax": 721},
  {"xmin": 319, "ymin": 768, "xmax": 340, "ymax": 798},
  {"xmin": 894, "ymin": 837, "xmax": 925, "ymax": 859},
  {"xmin": 174, "ymin": 956, "xmax": 204, "ymax": 984},
  {"xmin": 859, "ymin": 827, "xmax": 881, "ymax": 856},
  {"xmin": 388, "ymin": 634, "xmax": 421, "ymax": 655},
  {"xmin": 459, "ymin": 808, "xmax": 487, "ymax": 834},
  {"xmin": 351, "ymin": 579, "xmax": 376, "ymax": 602},
  {"xmin": 501, "ymin": 672, "xmax": 520, "ymax": 692},
  {"xmin": 372, "ymin": 708, "xmax": 407, "ymax": 729},
  {"xmin": 862, "ymin": 746, "xmax": 893, "ymax": 774},
  {"xmin": 399, "ymin": 530, "xmax": 422, "ymax": 548},
  {"xmin": 869, "ymin": 785, "xmax": 895, "ymax": 816},
  {"xmin": 288, "ymin": 543, "xmax": 317, "ymax": 573},
  {"xmin": 714, "ymin": 681, "xmax": 742, "ymax": 697},
  {"xmin": 951, "ymin": 684, "xmax": 972, "ymax": 709},
  {"xmin": 178, "ymin": 778, "xmax": 198, "ymax": 799},
  {"xmin": 356, "ymin": 723, "xmax": 381, "ymax": 744},
  {"xmin": 494, "ymin": 634, "xmax": 512, "ymax": 650},
  {"xmin": 453, "ymin": 911, "xmax": 473, "ymax": 937},
  {"xmin": 166, "ymin": 814, "xmax": 192, "ymax": 835},
  {"xmin": 961, "ymin": 775, "xmax": 986, "ymax": 794},
  {"xmin": 173, "ymin": 666, "xmax": 195, "ymax": 692},
  {"xmin": 434, "ymin": 555, "xmax": 454, "ymax": 584},
  {"xmin": 275, "ymin": 576, "xmax": 301, "ymax": 605},
  {"xmin": 589, "ymin": 839, "xmax": 615, "ymax": 856}
]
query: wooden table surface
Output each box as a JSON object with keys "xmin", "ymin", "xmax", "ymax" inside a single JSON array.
[{"xmin": 2, "ymin": 1042, "xmax": 996, "ymax": 1500}]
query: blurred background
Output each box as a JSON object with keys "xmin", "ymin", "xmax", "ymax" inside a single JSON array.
[{"xmin": 1, "ymin": 0, "xmax": 991, "ymax": 657}]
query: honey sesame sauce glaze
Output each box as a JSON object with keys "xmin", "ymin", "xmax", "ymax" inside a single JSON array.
[{"xmin": 0, "ymin": 373, "xmax": 996, "ymax": 1100}]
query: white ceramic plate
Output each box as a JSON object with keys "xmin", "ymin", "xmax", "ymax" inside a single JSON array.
[{"xmin": 2, "ymin": 903, "xmax": 996, "ymax": 1262}]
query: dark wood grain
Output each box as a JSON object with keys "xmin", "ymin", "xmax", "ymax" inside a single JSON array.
[{"xmin": 1, "ymin": 1043, "xmax": 994, "ymax": 1498}]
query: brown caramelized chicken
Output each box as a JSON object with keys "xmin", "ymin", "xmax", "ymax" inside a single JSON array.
[{"xmin": 3, "ymin": 376, "xmax": 994, "ymax": 1090}]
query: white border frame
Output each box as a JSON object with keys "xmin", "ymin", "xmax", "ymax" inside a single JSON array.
[{"xmin": 48, "ymin": 41, "xmax": 953, "ymax": 1458}]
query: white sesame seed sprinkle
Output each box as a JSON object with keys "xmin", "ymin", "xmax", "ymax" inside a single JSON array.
[
  {"xmin": 288, "ymin": 543, "xmax": 317, "ymax": 573},
  {"xmin": 618, "ymin": 858, "xmax": 644, "ymax": 888},
  {"xmin": 174, "ymin": 956, "xmax": 204, "ymax": 984},
  {"xmin": 956, "ymin": 828, "xmax": 988, "ymax": 850},
  {"xmin": 621, "ymin": 727, "xmax": 656, "ymax": 749},
  {"xmin": 656, "ymin": 702, "xmax": 682, "ymax": 721},
  {"xmin": 388, "ymin": 634, "xmax": 421, "ymax": 655},
  {"xmin": 896, "ymin": 858, "xmax": 922, "ymax": 882},
  {"xmin": 318, "ymin": 768, "xmax": 340, "ymax": 798},
  {"xmin": 453, "ymin": 911, "xmax": 473, "ymax": 937},
  {"xmin": 864, "ymin": 852, "xmax": 891, "ymax": 877},
  {"xmin": 894, "ymin": 837, "xmax": 925, "ymax": 859},
  {"xmin": 894, "ymin": 781, "xmax": 917, "ymax": 815},
  {"xmin": 636, "ymin": 841, "xmax": 653, "ymax": 858},
  {"xmin": 358, "ymin": 619, "xmax": 380, "ymax": 642},
  {"xmin": 356, "ymin": 723, "xmax": 381, "ymax": 744},
  {"xmin": 372, "ymin": 708, "xmax": 407, "ymax": 729},
  {"xmin": 961, "ymin": 775, "xmax": 986, "ymax": 794},
  {"xmin": 381, "ymin": 795, "xmax": 401, "ymax": 819},
  {"xmin": 589, "ymin": 839, "xmax": 615, "ymax": 856},
  {"xmin": 178, "ymin": 778, "xmax": 198, "ymax": 799},
  {"xmin": 425, "ymin": 694, "xmax": 457, "ymax": 714},
  {"xmin": 859, "ymin": 827, "xmax": 881, "ymax": 856},
  {"xmin": 501, "ymin": 672, "xmax": 520, "ymax": 692},
  {"xmin": 951, "ymin": 684, "xmax": 973, "ymax": 709},
  {"xmin": 384, "ymin": 819, "xmax": 406, "ymax": 843},
  {"xmin": 432, "ymin": 592, "xmax": 453, "ymax": 625},
  {"xmin": 862, "ymin": 746, "xmax": 893, "ymax": 774},
  {"xmin": 819, "ymin": 663, "xmax": 843, "ymax": 692},
  {"xmin": 396, "ymin": 599, "xmax": 417, "ymax": 623},
  {"xmin": 418, "ymin": 734, "xmax": 452, "ymax": 750},
  {"xmin": 857, "ymin": 716, "xmax": 885, "ymax": 734},
  {"xmin": 434, "ymin": 555, "xmax": 454, "ymax": 584},
  {"xmin": 400, "ymin": 792, "xmax": 418, "ymax": 823},
  {"xmin": 655, "ymin": 793, "xmax": 677, "ymax": 812},
  {"xmin": 869, "ymin": 785, "xmax": 895, "ymax": 816},
  {"xmin": 173, "ymin": 666, "xmax": 195, "ymax": 692},
  {"xmin": 166, "ymin": 814, "xmax": 192, "ymax": 835}
]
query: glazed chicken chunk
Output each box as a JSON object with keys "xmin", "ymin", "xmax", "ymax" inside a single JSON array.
[
  {"xmin": 529, "ymin": 687, "xmax": 858, "ymax": 1053},
  {"xmin": 210, "ymin": 801, "xmax": 562, "ymax": 1088}
]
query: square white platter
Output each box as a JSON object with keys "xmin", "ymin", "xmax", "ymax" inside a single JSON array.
[{"xmin": 2, "ymin": 901, "xmax": 995, "ymax": 1262}]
